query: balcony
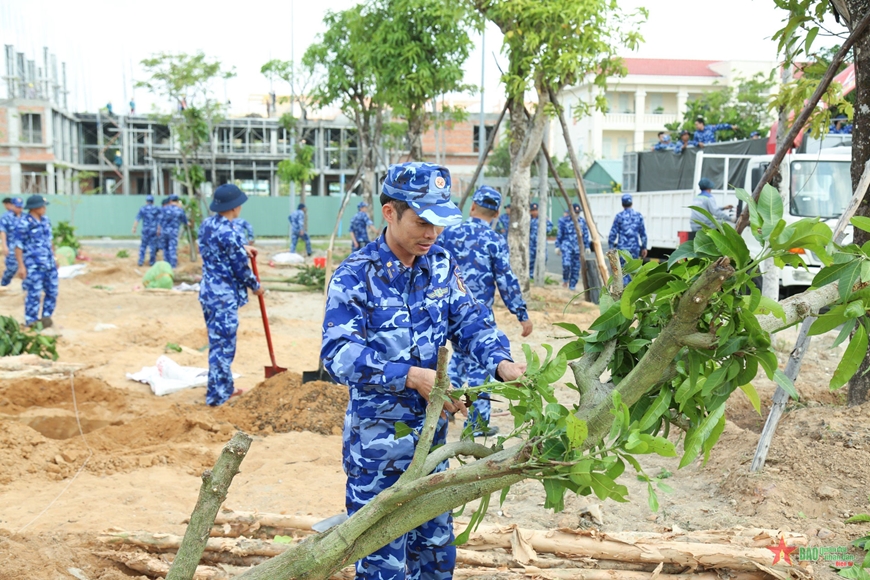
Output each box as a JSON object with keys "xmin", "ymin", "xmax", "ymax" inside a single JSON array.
[{"xmin": 602, "ymin": 112, "xmax": 679, "ymax": 129}]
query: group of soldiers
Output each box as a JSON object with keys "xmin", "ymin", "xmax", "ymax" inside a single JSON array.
[{"xmin": 131, "ymin": 195, "xmax": 192, "ymax": 268}]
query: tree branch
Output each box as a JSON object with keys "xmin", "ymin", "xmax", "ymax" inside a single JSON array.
[
  {"xmin": 606, "ymin": 250, "xmax": 624, "ymax": 299},
  {"xmin": 402, "ymin": 347, "xmax": 451, "ymax": 482},
  {"xmin": 680, "ymin": 333, "xmax": 718, "ymax": 349},
  {"xmin": 422, "ymin": 440, "xmax": 496, "ymax": 476}
]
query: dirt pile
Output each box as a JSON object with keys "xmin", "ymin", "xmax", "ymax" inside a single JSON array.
[{"xmin": 217, "ymin": 372, "xmax": 347, "ymax": 436}]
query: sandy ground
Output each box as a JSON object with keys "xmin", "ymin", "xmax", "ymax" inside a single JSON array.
[{"xmin": 0, "ymin": 245, "xmax": 868, "ymax": 579}]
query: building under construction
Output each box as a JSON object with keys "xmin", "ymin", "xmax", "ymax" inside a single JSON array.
[{"xmin": 1, "ymin": 45, "xmax": 500, "ymax": 198}]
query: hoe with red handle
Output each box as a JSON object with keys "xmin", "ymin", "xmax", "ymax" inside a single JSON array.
[{"xmin": 250, "ymin": 255, "xmax": 287, "ymax": 378}]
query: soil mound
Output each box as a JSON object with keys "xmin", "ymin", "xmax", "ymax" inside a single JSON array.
[
  {"xmin": 0, "ymin": 376, "xmax": 128, "ymax": 413},
  {"xmin": 217, "ymin": 372, "xmax": 347, "ymax": 436}
]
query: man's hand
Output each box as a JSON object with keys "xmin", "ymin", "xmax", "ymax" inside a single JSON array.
[
  {"xmin": 554, "ymin": 247, "xmax": 561, "ymax": 255},
  {"xmin": 1, "ymin": 245, "xmax": 7, "ymax": 257},
  {"xmin": 131, "ymin": 226, "xmax": 137, "ymax": 234},
  {"xmin": 722, "ymin": 205, "xmax": 734, "ymax": 210},
  {"xmin": 496, "ymin": 360, "xmax": 526, "ymax": 382},
  {"xmin": 253, "ymin": 286, "xmax": 266, "ymax": 297},
  {"xmin": 245, "ymin": 245, "xmax": 259, "ymax": 259},
  {"xmin": 520, "ymin": 319, "xmax": 533, "ymax": 338},
  {"xmin": 16, "ymin": 266, "xmax": 26, "ymax": 280},
  {"xmin": 641, "ymin": 248, "xmax": 648, "ymax": 259},
  {"xmin": 406, "ymin": 366, "xmax": 467, "ymax": 417}
]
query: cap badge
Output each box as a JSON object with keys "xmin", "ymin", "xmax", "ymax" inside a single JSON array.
[{"xmin": 434, "ymin": 176, "xmax": 446, "ymax": 189}]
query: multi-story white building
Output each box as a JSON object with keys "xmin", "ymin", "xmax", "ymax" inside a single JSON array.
[{"xmin": 547, "ymin": 58, "xmax": 777, "ymax": 163}]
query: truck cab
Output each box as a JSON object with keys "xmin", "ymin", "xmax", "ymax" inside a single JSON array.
[{"xmin": 743, "ymin": 146, "xmax": 852, "ymax": 289}]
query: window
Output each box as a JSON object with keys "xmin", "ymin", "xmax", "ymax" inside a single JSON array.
[
  {"xmin": 602, "ymin": 137, "xmax": 612, "ymax": 158},
  {"xmin": 617, "ymin": 137, "xmax": 628, "ymax": 156},
  {"xmin": 21, "ymin": 113, "xmax": 42, "ymax": 144},
  {"xmin": 472, "ymin": 125, "xmax": 495, "ymax": 152},
  {"xmin": 648, "ymin": 93, "xmax": 664, "ymax": 113},
  {"xmin": 618, "ymin": 93, "xmax": 632, "ymax": 114}
]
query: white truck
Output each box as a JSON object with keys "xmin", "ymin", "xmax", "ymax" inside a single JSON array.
[{"xmin": 591, "ymin": 140, "xmax": 852, "ymax": 290}]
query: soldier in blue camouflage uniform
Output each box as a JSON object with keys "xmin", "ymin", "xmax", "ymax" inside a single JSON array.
[
  {"xmin": 529, "ymin": 202, "xmax": 553, "ymax": 280},
  {"xmin": 608, "ymin": 194, "xmax": 648, "ymax": 285},
  {"xmin": 289, "ymin": 203, "xmax": 312, "ymax": 256},
  {"xmin": 350, "ymin": 201, "xmax": 375, "ymax": 251},
  {"xmin": 157, "ymin": 195, "xmax": 189, "ymax": 268},
  {"xmin": 155, "ymin": 199, "xmax": 170, "ymax": 261},
  {"xmin": 132, "ymin": 195, "xmax": 161, "ymax": 266},
  {"xmin": 14, "ymin": 196, "xmax": 58, "ymax": 328},
  {"xmin": 322, "ymin": 163, "xmax": 526, "ymax": 580},
  {"xmin": 1, "ymin": 197, "xmax": 24, "ymax": 287},
  {"xmin": 198, "ymin": 184, "xmax": 264, "ymax": 406},
  {"xmin": 556, "ymin": 203, "xmax": 590, "ymax": 291},
  {"xmin": 693, "ymin": 116, "xmax": 738, "ymax": 145},
  {"xmin": 233, "ymin": 218, "xmax": 255, "ymax": 244},
  {"xmin": 438, "ymin": 186, "xmax": 532, "ymax": 437},
  {"xmin": 494, "ymin": 203, "xmax": 510, "ymax": 237}
]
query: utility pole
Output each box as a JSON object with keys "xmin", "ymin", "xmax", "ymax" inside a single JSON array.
[{"xmin": 478, "ymin": 28, "xmax": 486, "ymax": 188}]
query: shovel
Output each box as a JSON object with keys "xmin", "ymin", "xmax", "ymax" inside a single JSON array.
[{"xmin": 251, "ymin": 254, "xmax": 287, "ymax": 378}]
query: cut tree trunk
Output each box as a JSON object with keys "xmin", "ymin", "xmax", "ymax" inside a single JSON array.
[
  {"xmin": 166, "ymin": 431, "xmax": 253, "ymax": 580},
  {"xmin": 453, "ymin": 567, "xmax": 769, "ymax": 580},
  {"xmin": 99, "ymin": 531, "xmax": 293, "ymax": 558},
  {"xmin": 96, "ymin": 551, "xmax": 227, "ymax": 580},
  {"xmin": 535, "ymin": 146, "xmax": 549, "ymax": 286}
]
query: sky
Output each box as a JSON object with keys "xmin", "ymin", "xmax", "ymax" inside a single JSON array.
[{"xmin": 0, "ymin": 0, "xmax": 848, "ymax": 116}]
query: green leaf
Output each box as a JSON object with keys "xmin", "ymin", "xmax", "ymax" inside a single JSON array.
[
  {"xmin": 554, "ymin": 322, "xmax": 584, "ymax": 336},
  {"xmin": 589, "ymin": 304, "xmax": 627, "ymax": 331},
  {"xmin": 648, "ymin": 483, "xmax": 659, "ymax": 512},
  {"xmin": 755, "ymin": 295, "xmax": 786, "ymax": 322},
  {"xmin": 833, "ymin": 318, "xmax": 859, "ymax": 349},
  {"xmin": 638, "ymin": 389, "xmax": 672, "ymax": 432},
  {"xmin": 804, "ymin": 26, "xmax": 819, "ymax": 54},
  {"xmin": 667, "ymin": 241, "xmax": 696, "ymax": 270},
  {"xmin": 862, "ymin": 261, "xmax": 870, "ymax": 284},
  {"xmin": 735, "ymin": 187, "xmax": 762, "ymax": 242},
  {"xmin": 846, "ymin": 300, "xmax": 866, "ymax": 320},
  {"xmin": 702, "ymin": 412, "xmax": 727, "ymax": 464},
  {"xmin": 692, "ymin": 231, "xmax": 719, "ymax": 258},
  {"xmin": 813, "ymin": 260, "xmax": 857, "ymax": 289},
  {"xmin": 702, "ymin": 361, "xmax": 733, "ymax": 397},
  {"xmin": 758, "ymin": 183, "xmax": 784, "ymax": 237},
  {"xmin": 831, "ymin": 324, "xmax": 868, "ymax": 390},
  {"xmin": 756, "ymin": 350, "xmax": 779, "ymax": 379},
  {"xmin": 851, "ymin": 216, "xmax": 870, "ymax": 233},
  {"xmin": 679, "ymin": 403, "xmax": 726, "ymax": 469},
  {"xmin": 810, "ymin": 306, "xmax": 850, "ymax": 336},
  {"xmin": 774, "ymin": 369, "xmax": 799, "ymax": 400},
  {"xmin": 845, "ymin": 514, "xmax": 870, "ymax": 523},
  {"xmin": 394, "ymin": 421, "xmax": 412, "ymax": 439},
  {"xmin": 273, "ymin": 535, "xmax": 295, "ymax": 544},
  {"xmin": 540, "ymin": 352, "xmax": 568, "ymax": 383},
  {"xmin": 839, "ymin": 261, "xmax": 862, "ymax": 301},
  {"xmin": 564, "ymin": 415, "xmax": 588, "ymax": 448},
  {"xmin": 542, "ymin": 478, "xmax": 566, "ymax": 512},
  {"xmin": 738, "ymin": 383, "xmax": 762, "ymax": 415}
]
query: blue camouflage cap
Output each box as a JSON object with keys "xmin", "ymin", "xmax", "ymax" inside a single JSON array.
[
  {"xmin": 530, "ymin": 202, "xmax": 539, "ymax": 211},
  {"xmin": 357, "ymin": 201, "xmax": 368, "ymax": 210},
  {"xmin": 168, "ymin": 194, "xmax": 180, "ymax": 202},
  {"xmin": 572, "ymin": 203, "xmax": 582, "ymax": 214},
  {"xmin": 145, "ymin": 194, "xmax": 154, "ymax": 202},
  {"xmin": 621, "ymin": 194, "xmax": 633, "ymax": 205},
  {"xmin": 11, "ymin": 197, "xmax": 23, "ymax": 208},
  {"xmin": 472, "ymin": 186, "xmax": 501, "ymax": 211},
  {"xmin": 382, "ymin": 162, "xmax": 461, "ymax": 227}
]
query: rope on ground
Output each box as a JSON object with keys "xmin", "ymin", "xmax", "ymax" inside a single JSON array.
[{"xmin": 17, "ymin": 371, "xmax": 95, "ymax": 533}]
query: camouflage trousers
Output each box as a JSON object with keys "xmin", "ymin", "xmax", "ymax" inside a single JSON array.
[
  {"xmin": 138, "ymin": 231, "xmax": 160, "ymax": 266},
  {"xmin": 346, "ymin": 468, "xmax": 455, "ymax": 580},
  {"xmin": 201, "ymin": 301, "xmax": 238, "ymax": 406},
  {"xmin": 1, "ymin": 252, "xmax": 18, "ymax": 286},
  {"xmin": 164, "ymin": 232, "xmax": 180, "ymax": 268},
  {"xmin": 529, "ymin": 247, "xmax": 547, "ymax": 280},
  {"xmin": 23, "ymin": 266, "xmax": 58, "ymax": 325},
  {"xmin": 291, "ymin": 231, "xmax": 312, "ymax": 256},
  {"xmin": 560, "ymin": 245, "xmax": 580, "ymax": 290},
  {"xmin": 449, "ymin": 349, "xmax": 492, "ymax": 435}
]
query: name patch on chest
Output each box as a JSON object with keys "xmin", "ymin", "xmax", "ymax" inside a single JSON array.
[{"xmin": 427, "ymin": 287, "xmax": 448, "ymax": 300}]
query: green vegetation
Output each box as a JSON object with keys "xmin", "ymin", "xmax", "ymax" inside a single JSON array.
[
  {"xmin": 0, "ymin": 316, "xmax": 58, "ymax": 361},
  {"xmin": 52, "ymin": 221, "xmax": 80, "ymax": 253}
]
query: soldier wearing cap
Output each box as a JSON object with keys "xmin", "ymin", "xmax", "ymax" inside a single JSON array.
[
  {"xmin": 494, "ymin": 202, "xmax": 511, "ymax": 237},
  {"xmin": 689, "ymin": 178, "xmax": 734, "ymax": 240},
  {"xmin": 14, "ymin": 195, "xmax": 58, "ymax": 328},
  {"xmin": 155, "ymin": 198, "xmax": 171, "ymax": 261},
  {"xmin": 289, "ymin": 203, "xmax": 312, "ymax": 256},
  {"xmin": 438, "ymin": 185, "xmax": 532, "ymax": 437},
  {"xmin": 608, "ymin": 194, "xmax": 648, "ymax": 284},
  {"xmin": 233, "ymin": 217, "xmax": 255, "ymax": 245},
  {"xmin": 529, "ymin": 202, "xmax": 553, "ymax": 280},
  {"xmin": 349, "ymin": 201, "xmax": 375, "ymax": 251},
  {"xmin": 322, "ymin": 162, "xmax": 526, "ymax": 580},
  {"xmin": 198, "ymin": 184, "xmax": 264, "ymax": 406},
  {"xmin": 556, "ymin": 203, "xmax": 590, "ymax": 291},
  {"xmin": 132, "ymin": 194, "xmax": 161, "ymax": 267},
  {"xmin": 1, "ymin": 197, "xmax": 24, "ymax": 287},
  {"xmin": 157, "ymin": 195, "xmax": 189, "ymax": 268}
]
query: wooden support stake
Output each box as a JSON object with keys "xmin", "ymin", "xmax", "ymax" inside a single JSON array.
[
  {"xmin": 457, "ymin": 102, "xmax": 509, "ymax": 211},
  {"xmin": 324, "ymin": 164, "xmax": 365, "ymax": 299},
  {"xmin": 166, "ymin": 431, "xmax": 253, "ymax": 580}
]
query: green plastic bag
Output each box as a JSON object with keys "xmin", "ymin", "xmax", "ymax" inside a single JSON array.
[
  {"xmin": 56, "ymin": 246, "xmax": 76, "ymax": 266},
  {"xmin": 143, "ymin": 261, "xmax": 174, "ymax": 289}
]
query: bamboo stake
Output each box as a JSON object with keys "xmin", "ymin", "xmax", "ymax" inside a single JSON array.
[
  {"xmin": 96, "ymin": 552, "xmax": 227, "ymax": 580},
  {"xmin": 548, "ymin": 88, "xmax": 609, "ymax": 284},
  {"xmin": 166, "ymin": 431, "xmax": 253, "ymax": 580}
]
